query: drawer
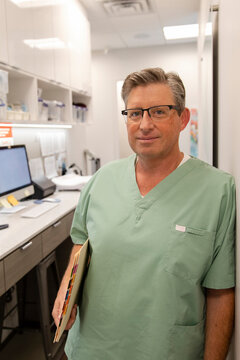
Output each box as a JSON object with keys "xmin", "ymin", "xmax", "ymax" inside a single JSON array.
[
  {"xmin": 0, "ymin": 260, "xmax": 5, "ymax": 296},
  {"xmin": 42, "ymin": 214, "xmax": 70, "ymax": 258},
  {"xmin": 4, "ymin": 234, "xmax": 42, "ymax": 290}
]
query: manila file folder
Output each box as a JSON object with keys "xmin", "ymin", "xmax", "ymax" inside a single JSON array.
[{"xmin": 54, "ymin": 238, "xmax": 89, "ymax": 343}]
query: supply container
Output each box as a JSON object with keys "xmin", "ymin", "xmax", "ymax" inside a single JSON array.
[
  {"xmin": 45, "ymin": 100, "xmax": 65, "ymax": 122},
  {"xmin": 59, "ymin": 102, "xmax": 65, "ymax": 122},
  {"xmin": 38, "ymin": 98, "xmax": 43, "ymax": 118},
  {"xmin": 12, "ymin": 103, "xmax": 22, "ymax": 120},
  {"xmin": 72, "ymin": 105, "xmax": 78, "ymax": 122},
  {"xmin": 22, "ymin": 111, "xmax": 30, "ymax": 121},
  {"xmin": 0, "ymin": 93, "xmax": 7, "ymax": 121},
  {"xmin": 19, "ymin": 103, "xmax": 30, "ymax": 121},
  {"xmin": 72, "ymin": 103, "xmax": 87, "ymax": 123},
  {"xmin": 79, "ymin": 106, "xmax": 87, "ymax": 123},
  {"xmin": 0, "ymin": 71, "xmax": 8, "ymax": 122},
  {"xmin": 7, "ymin": 102, "xmax": 30, "ymax": 121},
  {"xmin": 38, "ymin": 99, "xmax": 49, "ymax": 122},
  {"xmin": 0, "ymin": 70, "xmax": 8, "ymax": 94}
]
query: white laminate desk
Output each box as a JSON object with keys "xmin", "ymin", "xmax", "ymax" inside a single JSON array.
[{"xmin": 0, "ymin": 191, "xmax": 80, "ymax": 296}]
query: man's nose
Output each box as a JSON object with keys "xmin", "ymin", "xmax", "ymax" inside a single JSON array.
[{"xmin": 139, "ymin": 110, "xmax": 154, "ymax": 130}]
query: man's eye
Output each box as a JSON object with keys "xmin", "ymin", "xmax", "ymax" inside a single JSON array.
[
  {"xmin": 130, "ymin": 111, "xmax": 141, "ymax": 118},
  {"xmin": 153, "ymin": 109, "xmax": 165, "ymax": 116}
]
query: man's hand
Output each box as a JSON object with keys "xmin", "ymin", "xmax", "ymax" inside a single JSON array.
[
  {"xmin": 52, "ymin": 289, "xmax": 78, "ymax": 330},
  {"xmin": 65, "ymin": 304, "xmax": 78, "ymax": 330}
]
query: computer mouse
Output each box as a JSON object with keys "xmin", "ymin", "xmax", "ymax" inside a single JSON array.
[{"xmin": 34, "ymin": 199, "xmax": 43, "ymax": 204}]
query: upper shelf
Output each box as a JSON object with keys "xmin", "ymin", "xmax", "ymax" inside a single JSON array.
[{"xmin": 0, "ymin": 63, "xmax": 91, "ymax": 125}]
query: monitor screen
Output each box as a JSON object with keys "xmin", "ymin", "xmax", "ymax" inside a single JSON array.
[{"xmin": 0, "ymin": 145, "xmax": 34, "ymax": 201}]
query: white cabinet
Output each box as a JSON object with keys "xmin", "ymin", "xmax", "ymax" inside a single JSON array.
[
  {"xmin": 52, "ymin": 2, "xmax": 70, "ymax": 86},
  {"xmin": 32, "ymin": 6, "xmax": 55, "ymax": 80},
  {"xmin": 5, "ymin": 0, "xmax": 35, "ymax": 73},
  {"xmin": 0, "ymin": 0, "xmax": 91, "ymax": 125},
  {"xmin": 6, "ymin": 2, "xmax": 56, "ymax": 81},
  {"xmin": 80, "ymin": 15, "xmax": 91, "ymax": 94},
  {"xmin": 4, "ymin": 0, "xmax": 91, "ymax": 93},
  {"xmin": 0, "ymin": 0, "xmax": 8, "ymax": 64},
  {"xmin": 68, "ymin": 0, "xmax": 91, "ymax": 93},
  {"xmin": 68, "ymin": 0, "xmax": 83, "ymax": 90}
]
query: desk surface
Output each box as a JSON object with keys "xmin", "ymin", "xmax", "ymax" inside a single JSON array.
[{"xmin": 0, "ymin": 191, "xmax": 80, "ymax": 260}]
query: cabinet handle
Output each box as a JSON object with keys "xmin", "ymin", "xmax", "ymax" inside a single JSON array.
[
  {"xmin": 53, "ymin": 221, "xmax": 61, "ymax": 228},
  {"xmin": 21, "ymin": 241, "xmax": 33, "ymax": 251}
]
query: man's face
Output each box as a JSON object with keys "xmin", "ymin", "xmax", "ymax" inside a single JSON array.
[{"xmin": 126, "ymin": 83, "xmax": 189, "ymax": 161}]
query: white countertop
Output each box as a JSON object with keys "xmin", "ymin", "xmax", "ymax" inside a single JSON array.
[{"xmin": 0, "ymin": 191, "xmax": 80, "ymax": 260}]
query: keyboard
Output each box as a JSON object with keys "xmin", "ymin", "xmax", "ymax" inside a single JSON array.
[{"xmin": 21, "ymin": 202, "xmax": 59, "ymax": 218}]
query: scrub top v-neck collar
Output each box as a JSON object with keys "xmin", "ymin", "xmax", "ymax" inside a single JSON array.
[{"xmin": 128, "ymin": 154, "xmax": 196, "ymax": 213}]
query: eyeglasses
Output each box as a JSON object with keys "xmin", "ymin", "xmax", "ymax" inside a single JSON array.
[{"xmin": 121, "ymin": 105, "xmax": 179, "ymax": 123}]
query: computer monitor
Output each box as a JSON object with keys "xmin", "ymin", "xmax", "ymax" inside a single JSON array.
[{"xmin": 0, "ymin": 145, "xmax": 34, "ymax": 203}]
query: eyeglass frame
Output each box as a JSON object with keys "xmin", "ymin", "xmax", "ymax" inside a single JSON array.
[{"xmin": 121, "ymin": 105, "xmax": 179, "ymax": 122}]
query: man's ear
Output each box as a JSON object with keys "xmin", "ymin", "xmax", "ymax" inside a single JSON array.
[{"xmin": 180, "ymin": 108, "xmax": 190, "ymax": 131}]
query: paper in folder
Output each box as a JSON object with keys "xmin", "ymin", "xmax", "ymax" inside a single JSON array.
[{"xmin": 54, "ymin": 239, "xmax": 89, "ymax": 343}]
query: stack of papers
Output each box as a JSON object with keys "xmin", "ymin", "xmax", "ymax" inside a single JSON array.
[
  {"xmin": 0, "ymin": 204, "xmax": 26, "ymax": 214},
  {"xmin": 52, "ymin": 174, "xmax": 92, "ymax": 191}
]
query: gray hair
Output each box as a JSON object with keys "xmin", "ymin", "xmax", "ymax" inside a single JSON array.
[{"xmin": 121, "ymin": 67, "xmax": 186, "ymax": 115}]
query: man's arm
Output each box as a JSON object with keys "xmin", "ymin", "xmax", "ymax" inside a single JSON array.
[
  {"xmin": 52, "ymin": 244, "xmax": 83, "ymax": 330},
  {"xmin": 204, "ymin": 287, "xmax": 235, "ymax": 360}
]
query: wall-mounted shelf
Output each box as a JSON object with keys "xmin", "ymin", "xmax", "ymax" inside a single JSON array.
[{"xmin": 0, "ymin": 63, "xmax": 91, "ymax": 126}]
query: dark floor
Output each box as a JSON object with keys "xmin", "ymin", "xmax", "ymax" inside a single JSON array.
[
  {"xmin": 0, "ymin": 329, "xmax": 45, "ymax": 360},
  {"xmin": 0, "ymin": 329, "xmax": 67, "ymax": 360}
]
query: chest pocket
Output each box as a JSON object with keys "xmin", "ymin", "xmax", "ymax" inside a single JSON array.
[{"xmin": 164, "ymin": 225, "xmax": 214, "ymax": 282}]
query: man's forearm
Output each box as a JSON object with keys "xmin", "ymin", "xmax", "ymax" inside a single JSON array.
[{"xmin": 204, "ymin": 288, "xmax": 235, "ymax": 360}]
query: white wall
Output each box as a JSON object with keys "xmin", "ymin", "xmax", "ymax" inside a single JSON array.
[
  {"xmin": 198, "ymin": 0, "xmax": 214, "ymax": 166},
  {"xmin": 89, "ymin": 42, "xmax": 199, "ymax": 166},
  {"xmin": 198, "ymin": 39, "xmax": 213, "ymax": 165},
  {"xmin": 12, "ymin": 128, "xmax": 71, "ymax": 176},
  {"xmin": 218, "ymin": 0, "xmax": 240, "ymax": 359}
]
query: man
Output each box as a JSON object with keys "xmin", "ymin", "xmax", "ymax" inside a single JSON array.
[{"xmin": 53, "ymin": 67, "xmax": 235, "ymax": 359}]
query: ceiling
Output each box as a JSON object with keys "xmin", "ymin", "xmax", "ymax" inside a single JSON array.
[{"xmin": 79, "ymin": 0, "xmax": 200, "ymax": 51}]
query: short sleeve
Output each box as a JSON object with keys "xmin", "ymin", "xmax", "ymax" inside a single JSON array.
[
  {"xmin": 202, "ymin": 176, "xmax": 236, "ymax": 289},
  {"xmin": 70, "ymin": 175, "xmax": 96, "ymax": 245}
]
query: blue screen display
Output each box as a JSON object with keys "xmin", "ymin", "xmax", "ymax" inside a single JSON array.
[{"xmin": 0, "ymin": 146, "xmax": 32, "ymax": 196}]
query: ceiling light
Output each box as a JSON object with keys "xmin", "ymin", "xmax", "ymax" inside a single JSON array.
[
  {"xmin": 163, "ymin": 23, "xmax": 212, "ymax": 40},
  {"xmin": 10, "ymin": 0, "xmax": 66, "ymax": 7},
  {"xmin": 23, "ymin": 38, "xmax": 65, "ymax": 50}
]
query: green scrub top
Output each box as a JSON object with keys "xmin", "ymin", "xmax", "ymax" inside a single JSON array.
[{"xmin": 65, "ymin": 155, "xmax": 235, "ymax": 360}]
